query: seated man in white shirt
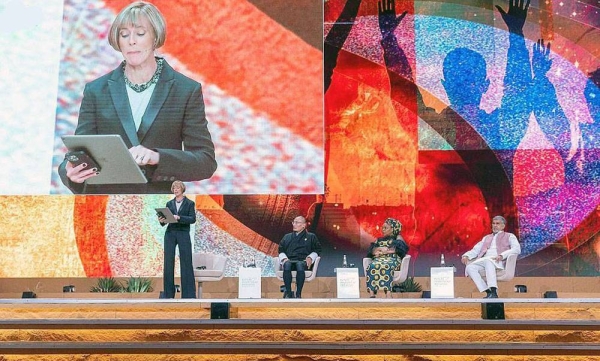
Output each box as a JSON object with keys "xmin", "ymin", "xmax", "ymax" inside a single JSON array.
[{"xmin": 461, "ymin": 215, "xmax": 521, "ymax": 298}]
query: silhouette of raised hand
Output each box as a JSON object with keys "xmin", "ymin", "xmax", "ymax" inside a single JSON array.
[
  {"xmin": 378, "ymin": 0, "xmax": 407, "ymax": 38},
  {"xmin": 533, "ymin": 39, "xmax": 552, "ymax": 78},
  {"xmin": 496, "ymin": 0, "xmax": 530, "ymax": 34},
  {"xmin": 377, "ymin": 0, "xmax": 412, "ymax": 84},
  {"xmin": 531, "ymin": 38, "xmax": 571, "ymax": 165},
  {"xmin": 324, "ymin": 0, "xmax": 362, "ymax": 93}
]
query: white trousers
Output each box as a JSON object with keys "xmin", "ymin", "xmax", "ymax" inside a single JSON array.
[{"xmin": 465, "ymin": 259, "xmax": 498, "ymax": 292}]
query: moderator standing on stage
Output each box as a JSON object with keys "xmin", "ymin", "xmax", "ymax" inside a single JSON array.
[
  {"xmin": 159, "ymin": 180, "xmax": 196, "ymax": 299},
  {"xmin": 59, "ymin": 1, "xmax": 217, "ymax": 194}
]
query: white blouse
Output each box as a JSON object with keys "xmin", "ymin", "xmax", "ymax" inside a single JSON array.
[{"xmin": 126, "ymin": 83, "xmax": 156, "ymax": 130}]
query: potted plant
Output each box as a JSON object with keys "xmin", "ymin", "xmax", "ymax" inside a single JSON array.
[
  {"xmin": 124, "ymin": 277, "xmax": 154, "ymax": 293},
  {"xmin": 393, "ymin": 277, "xmax": 423, "ymax": 298},
  {"xmin": 90, "ymin": 277, "xmax": 123, "ymax": 293}
]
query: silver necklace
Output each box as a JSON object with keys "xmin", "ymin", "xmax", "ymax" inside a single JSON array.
[{"xmin": 123, "ymin": 58, "xmax": 164, "ymax": 93}]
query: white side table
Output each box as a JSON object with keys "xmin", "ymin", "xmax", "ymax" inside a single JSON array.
[
  {"xmin": 430, "ymin": 266, "xmax": 454, "ymax": 298},
  {"xmin": 238, "ymin": 267, "xmax": 261, "ymax": 299},
  {"xmin": 336, "ymin": 267, "xmax": 360, "ymax": 298}
]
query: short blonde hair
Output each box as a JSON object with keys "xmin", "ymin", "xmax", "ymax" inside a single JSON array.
[
  {"xmin": 108, "ymin": 1, "xmax": 166, "ymax": 52},
  {"xmin": 171, "ymin": 180, "xmax": 186, "ymax": 193}
]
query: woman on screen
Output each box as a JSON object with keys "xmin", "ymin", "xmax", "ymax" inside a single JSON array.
[{"xmin": 58, "ymin": 1, "xmax": 217, "ymax": 194}]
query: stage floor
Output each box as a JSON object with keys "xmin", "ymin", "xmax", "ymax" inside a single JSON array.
[
  {"xmin": 2, "ymin": 276, "xmax": 599, "ymax": 300},
  {"xmin": 1, "ymin": 296, "xmax": 600, "ymax": 321},
  {"xmin": 1, "ymin": 296, "xmax": 599, "ymax": 359},
  {"xmin": 3, "ymin": 296, "xmax": 600, "ymax": 305}
]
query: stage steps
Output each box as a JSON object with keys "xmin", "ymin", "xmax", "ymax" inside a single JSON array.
[
  {"xmin": 1, "ymin": 319, "xmax": 599, "ymax": 330},
  {"xmin": 0, "ymin": 299, "xmax": 599, "ymax": 359},
  {"xmin": 0, "ymin": 341, "xmax": 598, "ymax": 356}
]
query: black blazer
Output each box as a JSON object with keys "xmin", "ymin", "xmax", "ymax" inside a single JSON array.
[
  {"xmin": 59, "ymin": 58, "xmax": 217, "ymax": 194},
  {"xmin": 162, "ymin": 196, "xmax": 196, "ymax": 232},
  {"xmin": 278, "ymin": 230, "xmax": 322, "ymax": 262}
]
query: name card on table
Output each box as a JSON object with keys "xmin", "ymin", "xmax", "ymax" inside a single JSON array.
[
  {"xmin": 430, "ymin": 266, "xmax": 454, "ymax": 298},
  {"xmin": 336, "ymin": 267, "xmax": 360, "ymax": 298},
  {"xmin": 238, "ymin": 267, "xmax": 262, "ymax": 299}
]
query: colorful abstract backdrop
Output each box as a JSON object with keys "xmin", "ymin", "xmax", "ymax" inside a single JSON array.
[{"xmin": 0, "ymin": 0, "xmax": 599, "ymax": 279}]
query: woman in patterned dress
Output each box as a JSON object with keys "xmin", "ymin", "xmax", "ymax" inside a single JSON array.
[{"xmin": 366, "ymin": 218, "xmax": 409, "ymax": 298}]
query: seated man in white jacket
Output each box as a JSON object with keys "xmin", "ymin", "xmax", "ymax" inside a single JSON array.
[{"xmin": 461, "ymin": 215, "xmax": 521, "ymax": 298}]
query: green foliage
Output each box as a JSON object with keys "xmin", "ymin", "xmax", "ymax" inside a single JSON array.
[
  {"xmin": 90, "ymin": 277, "xmax": 154, "ymax": 293},
  {"xmin": 124, "ymin": 277, "xmax": 154, "ymax": 293},
  {"xmin": 90, "ymin": 277, "xmax": 123, "ymax": 293},
  {"xmin": 396, "ymin": 277, "xmax": 422, "ymax": 293}
]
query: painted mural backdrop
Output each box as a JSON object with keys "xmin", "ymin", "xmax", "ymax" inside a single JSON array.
[
  {"xmin": 322, "ymin": 0, "xmax": 600, "ymax": 276},
  {"xmin": 1, "ymin": 0, "xmax": 599, "ymax": 279}
]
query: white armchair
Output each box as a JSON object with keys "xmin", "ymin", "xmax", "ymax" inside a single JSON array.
[
  {"xmin": 192, "ymin": 253, "xmax": 227, "ymax": 298},
  {"xmin": 363, "ymin": 255, "xmax": 411, "ymax": 285},
  {"xmin": 275, "ymin": 257, "xmax": 321, "ymax": 289},
  {"xmin": 478, "ymin": 253, "xmax": 518, "ymax": 282}
]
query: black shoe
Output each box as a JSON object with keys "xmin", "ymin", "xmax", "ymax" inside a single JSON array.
[
  {"xmin": 489, "ymin": 287, "xmax": 498, "ymax": 298},
  {"xmin": 295, "ymin": 293, "xmax": 302, "ymax": 299},
  {"xmin": 483, "ymin": 288, "xmax": 499, "ymax": 299},
  {"xmin": 283, "ymin": 291, "xmax": 295, "ymax": 299}
]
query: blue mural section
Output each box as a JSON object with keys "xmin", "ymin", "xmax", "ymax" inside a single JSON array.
[{"xmin": 324, "ymin": 0, "xmax": 600, "ymax": 275}]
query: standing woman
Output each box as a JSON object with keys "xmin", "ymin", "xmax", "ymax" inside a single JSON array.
[
  {"xmin": 59, "ymin": 1, "xmax": 217, "ymax": 194},
  {"xmin": 159, "ymin": 180, "xmax": 196, "ymax": 298},
  {"xmin": 366, "ymin": 218, "xmax": 409, "ymax": 298}
]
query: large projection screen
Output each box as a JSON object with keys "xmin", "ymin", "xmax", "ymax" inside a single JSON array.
[{"xmin": 1, "ymin": 0, "xmax": 324, "ymax": 195}]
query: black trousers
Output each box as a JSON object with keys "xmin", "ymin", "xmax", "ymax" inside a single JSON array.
[
  {"xmin": 283, "ymin": 260, "xmax": 308, "ymax": 295},
  {"xmin": 163, "ymin": 230, "xmax": 196, "ymax": 298}
]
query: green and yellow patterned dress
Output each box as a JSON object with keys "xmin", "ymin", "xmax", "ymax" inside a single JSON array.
[{"xmin": 366, "ymin": 236, "xmax": 407, "ymax": 293}]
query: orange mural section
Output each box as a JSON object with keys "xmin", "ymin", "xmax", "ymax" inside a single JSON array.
[
  {"xmin": 104, "ymin": 0, "xmax": 323, "ymax": 147},
  {"xmin": 74, "ymin": 196, "xmax": 112, "ymax": 277},
  {"xmin": 195, "ymin": 195, "xmax": 279, "ymax": 256},
  {"xmin": 0, "ymin": 196, "xmax": 85, "ymax": 277}
]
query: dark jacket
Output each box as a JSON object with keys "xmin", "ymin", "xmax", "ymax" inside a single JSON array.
[
  {"xmin": 278, "ymin": 230, "xmax": 322, "ymax": 262},
  {"xmin": 59, "ymin": 58, "xmax": 217, "ymax": 194},
  {"xmin": 161, "ymin": 196, "xmax": 196, "ymax": 232}
]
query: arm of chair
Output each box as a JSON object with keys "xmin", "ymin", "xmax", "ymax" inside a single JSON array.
[
  {"xmin": 214, "ymin": 255, "xmax": 227, "ymax": 272},
  {"xmin": 393, "ymin": 255, "xmax": 411, "ymax": 284},
  {"xmin": 311, "ymin": 256, "xmax": 321, "ymax": 271},
  {"xmin": 305, "ymin": 256, "xmax": 321, "ymax": 282},
  {"xmin": 362, "ymin": 258, "xmax": 373, "ymax": 277},
  {"xmin": 498, "ymin": 253, "xmax": 518, "ymax": 281}
]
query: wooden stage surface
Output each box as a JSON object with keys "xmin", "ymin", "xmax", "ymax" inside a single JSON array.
[
  {"xmin": 0, "ymin": 297, "xmax": 599, "ymax": 360},
  {"xmin": 0, "ymin": 277, "xmax": 599, "ymax": 360}
]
